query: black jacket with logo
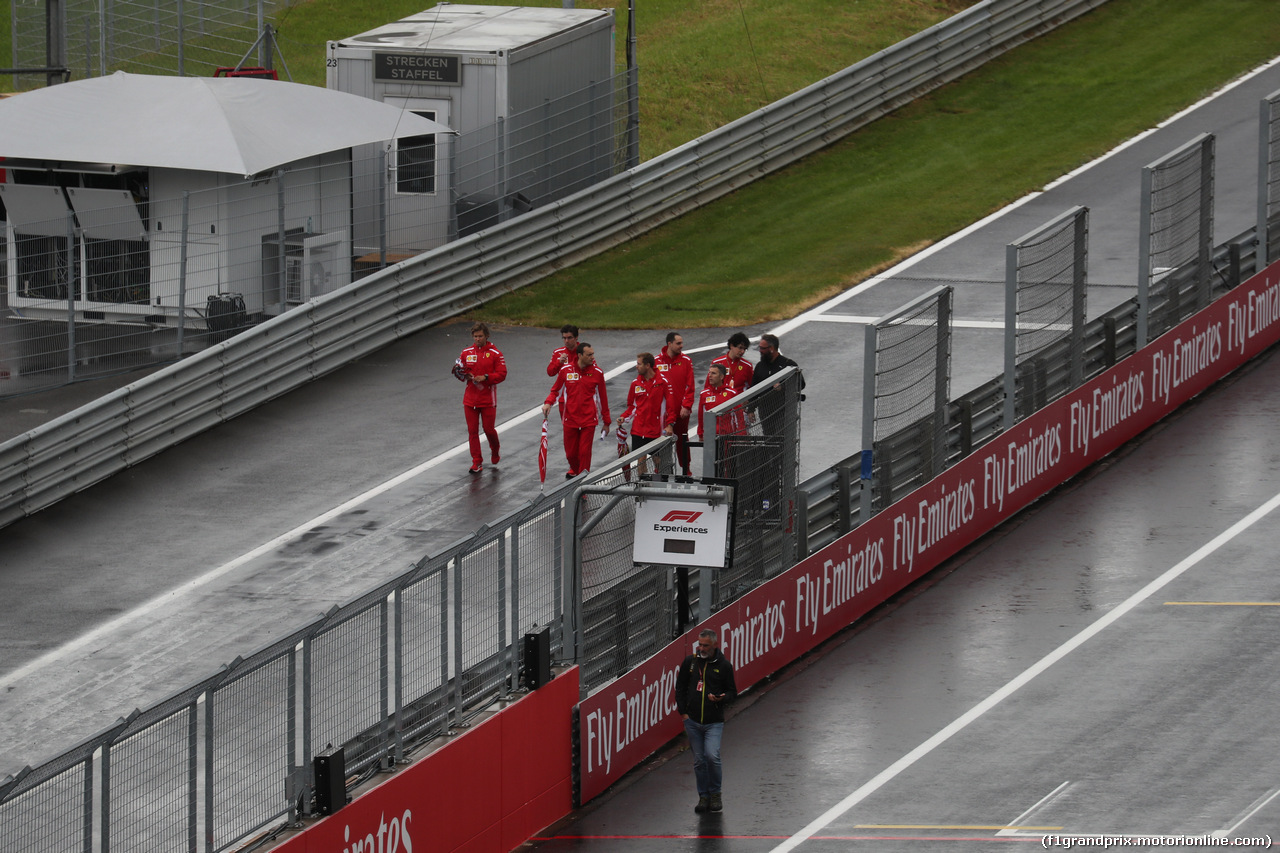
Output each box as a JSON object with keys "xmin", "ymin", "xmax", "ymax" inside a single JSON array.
[{"xmin": 675, "ymin": 648, "xmax": 738, "ymax": 724}]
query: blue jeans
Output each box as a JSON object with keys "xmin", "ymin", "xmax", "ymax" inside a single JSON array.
[{"xmin": 683, "ymin": 719, "xmax": 724, "ymax": 796}]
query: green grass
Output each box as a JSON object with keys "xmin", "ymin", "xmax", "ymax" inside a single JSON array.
[
  {"xmin": 270, "ymin": 0, "xmax": 969, "ymax": 160},
  {"xmin": 0, "ymin": 0, "xmax": 967, "ymax": 153},
  {"xmin": 478, "ymin": 0, "xmax": 1280, "ymax": 329}
]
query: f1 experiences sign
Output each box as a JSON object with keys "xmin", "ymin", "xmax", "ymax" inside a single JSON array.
[{"xmin": 575, "ymin": 258, "xmax": 1280, "ymax": 804}]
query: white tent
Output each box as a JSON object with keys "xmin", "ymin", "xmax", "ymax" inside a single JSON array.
[{"xmin": 0, "ymin": 72, "xmax": 452, "ymax": 177}]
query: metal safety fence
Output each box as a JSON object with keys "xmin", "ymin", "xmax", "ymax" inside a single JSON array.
[
  {"xmin": 12, "ymin": 0, "xmax": 288, "ymax": 88},
  {"xmin": 0, "ymin": 69, "xmax": 633, "ymax": 398},
  {"xmin": 1004, "ymin": 205, "xmax": 1088, "ymax": 427},
  {"xmin": 861, "ymin": 286, "xmax": 952, "ymax": 517},
  {"xmin": 1138, "ymin": 133, "xmax": 1215, "ymax": 347},
  {"xmin": 574, "ymin": 441, "xmax": 682, "ymax": 692},
  {"xmin": 0, "ymin": 437, "xmax": 688, "ymax": 852},
  {"xmin": 703, "ymin": 368, "xmax": 805, "ymax": 611},
  {"xmin": 0, "ymin": 477, "xmax": 585, "ymax": 851},
  {"xmin": 1260, "ymin": 87, "xmax": 1280, "ymax": 268}
]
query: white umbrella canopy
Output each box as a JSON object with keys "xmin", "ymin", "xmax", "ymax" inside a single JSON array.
[{"xmin": 0, "ymin": 72, "xmax": 453, "ymax": 177}]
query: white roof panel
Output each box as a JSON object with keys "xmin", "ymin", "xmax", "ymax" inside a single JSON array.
[
  {"xmin": 0, "ymin": 72, "xmax": 453, "ymax": 177},
  {"xmin": 339, "ymin": 4, "xmax": 609, "ymax": 52}
]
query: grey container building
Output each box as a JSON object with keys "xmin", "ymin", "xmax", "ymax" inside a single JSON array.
[{"xmin": 326, "ymin": 4, "xmax": 617, "ymax": 261}]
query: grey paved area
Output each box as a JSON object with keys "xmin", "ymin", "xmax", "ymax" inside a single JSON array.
[{"xmin": 1, "ymin": 57, "xmax": 1278, "ymax": 845}]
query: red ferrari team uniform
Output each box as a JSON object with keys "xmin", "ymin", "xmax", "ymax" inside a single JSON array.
[
  {"xmin": 705, "ymin": 353, "xmax": 754, "ymax": 392},
  {"xmin": 622, "ymin": 373, "xmax": 674, "ymax": 443},
  {"xmin": 545, "ymin": 362, "xmax": 612, "ymax": 475},
  {"xmin": 655, "ymin": 350, "xmax": 696, "ymax": 474},
  {"xmin": 697, "ymin": 384, "xmax": 743, "ymax": 439},
  {"xmin": 454, "ymin": 342, "xmax": 508, "ymax": 467},
  {"xmin": 547, "ymin": 346, "xmax": 574, "ymax": 377}
]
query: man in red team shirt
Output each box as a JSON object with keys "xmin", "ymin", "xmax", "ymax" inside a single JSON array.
[
  {"xmin": 655, "ymin": 331, "xmax": 695, "ymax": 476},
  {"xmin": 454, "ymin": 322, "xmax": 507, "ymax": 474},
  {"xmin": 698, "ymin": 362, "xmax": 743, "ymax": 440},
  {"xmin": 704, "ymin": 331, "xmax": 754, "ymax": 392},
  {"xmin": 546, "ymin": 324, "xmax": 580, "ymax": 377},
  {"xmin": 542, "ymin": 342, "xmax": 612, "ymax": 478},
  {"xmin": 620, "ymin": 352, "xmax": 675, "ymax": 451}
]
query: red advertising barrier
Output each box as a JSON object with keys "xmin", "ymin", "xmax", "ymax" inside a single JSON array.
[
  {"xmin": 577, "ymin": 259, "xmax": 1280, "ymax": 804},
  {"xmin": 276, "ymin": 667, "xmax": 578, "ymax": 853}
]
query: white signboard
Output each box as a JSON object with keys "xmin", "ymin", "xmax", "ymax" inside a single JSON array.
[{"xmin": 632, "ymin": 497, "xmax": 730, "ymax": 569}]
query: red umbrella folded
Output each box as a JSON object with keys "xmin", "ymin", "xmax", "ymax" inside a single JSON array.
[{"xmin": 538, "ymin": 418, "xmax": 549, "ymax": 487}]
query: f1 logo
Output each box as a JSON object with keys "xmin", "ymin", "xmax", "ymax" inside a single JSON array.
[{"xmin": 660, "ymin": 510, "xmax": 703, "ymax": 523}]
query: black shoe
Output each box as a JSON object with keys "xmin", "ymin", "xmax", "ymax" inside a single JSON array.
[
  {"xmin": 469, "ymin": 463, "xmax": 483, "ymax": 474},
  {"xmin": 565, "ymin": 471, "xmax": 575, "ymax": 479},
  {"xmin": 694, "ymin": 796, "xmax": 709, "ymax": 814},
  {"xmin": 709, "ymin": 793, "xmax": 722, "ymax": 813}
]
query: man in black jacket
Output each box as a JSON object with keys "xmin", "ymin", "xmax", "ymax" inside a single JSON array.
[
  {"xmin": 675, "ymin": 629, "xmax": 738, "ymax": 813},
  {"xmin": 750, "ymin": 333, "xmax": 804, "ymax": 436}
]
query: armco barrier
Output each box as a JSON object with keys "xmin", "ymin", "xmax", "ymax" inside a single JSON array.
[
  {"xmin": 0, "ymin": 0, "xmax": 1110, "ymax": 531},
  {"xmin": 575, "ymin": 257, "xmax": 1280, "ymax": 805},
  {"xmin": 273, "ymin": 667, "xmax": 579, "ymax": 853}
]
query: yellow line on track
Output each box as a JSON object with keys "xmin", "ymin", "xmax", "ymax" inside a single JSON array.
[
  {"xmin": 860, "ymin": 819, "xmax": 1059, "ymax": 824},
  {"xmin": 1164, "ymin": 601, "xmax": 1280, "ymax": 606}
]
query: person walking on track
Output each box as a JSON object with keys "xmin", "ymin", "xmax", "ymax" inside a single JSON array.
[
  {"xmin": 454, "ymin": 322, "xmax": 507, "ymax": 474},
  {"xmin": 542, "ymin": 342, "xmax": 612, "ymax": 478}
]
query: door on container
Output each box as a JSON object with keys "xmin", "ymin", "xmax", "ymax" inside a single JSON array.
[{"xmin": 384, "ymin": 97, "xmax": 451, "ymax": 254}]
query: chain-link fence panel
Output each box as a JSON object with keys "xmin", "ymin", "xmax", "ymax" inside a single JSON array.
[
  {"xmin": 396, "ymin": 556, "xmax": 451, "ymax": 744},
  {"xmin": 1139, "ymin": 133, "xmax": 1215, "ymax": 344},
  {"xmin": 13, "ymin": 0, "xmax": 283, "ymax": 90},
  {"xmin": 309, "ymin": 601, "xmax": 386, "ymax": 775},
  {"xmin": 104, "ymin": 697, "xmax": 197, "ymax": 852},
  {"xmin": 208, "ymin": 648, "xmax": 294, "ymax": 852},
  {"xmin": 705, "ymin": 367, "xmax": 803, "ymax": 607},
  {"xmin": 1004, "ymin": 207, "xmax": 1088, "ymax": 427},
  {"xmin": 515, "ymin": 501, "xmax": 565, "ymax": 660},
  {"xmin": 861, "ymin": 286, "xmax": 951, "ymax": 515},
  {"xmin": 455, "ymin": 532, "xmax": 513, "ymax": 708},
  {"xmin": 1260, "ymin": 89, "xmax": 1280, "ymax": 268},
  {"xmin": 573, "ymin": 440, "xmax": 678, "ymax": 692},
  {"xmin": 0, "ymin": 744, "xmax": 92, "ymax": 853}
]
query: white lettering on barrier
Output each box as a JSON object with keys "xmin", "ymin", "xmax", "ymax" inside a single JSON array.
[
  {"xmin": 342, "ymin": 810, "xmax": 414, "ymax": 853},
  {"xmin": 583, "ymin": 666, "xmax": 680, "ymax": 777},
  {"xmin": 1152, "ymin": 323, "xmax": 1221, "ymax": 406},
  {"xmin": 721, "ymin": 598, "xmax": 788, "ymax": 668}
]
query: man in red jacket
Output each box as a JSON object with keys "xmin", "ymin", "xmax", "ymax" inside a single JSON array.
[
  {"xmin": 620, "ymin": 352, "xmax": 674, "ymax": 451},
  {"xmin": 697, "ymin": 362, "xmax": 742, "ymax": 440},
  {"xmin": 542, "ymin": 342, "xmax": 612, "ymax": 478},
  {"xmin": 546, "ymin": 324, "xmax": 580, "ymax": 377},
  {"xmin": 704, "ymin": 331, "xmax": 754, "ymax": 392},
  {"xmin": 454, "ymin": 322, "xmax": 507, "ymax": 474},
  {"xmin": 655, "ymin": 331, "xmax": 695, "ymax": 476}
]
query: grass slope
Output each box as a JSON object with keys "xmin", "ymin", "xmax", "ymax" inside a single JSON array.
[{"xmin": 478, "ymin": 0, "xmax": 1280, "ymax": 329}]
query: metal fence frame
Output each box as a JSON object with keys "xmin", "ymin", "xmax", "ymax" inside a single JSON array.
[
  {"xmin": 799, "ymin": 223, "xmax": 1259, "ymax": 558},
  {"xmin": 1003, "ymin": 205, "xmax": 1088, "ymax": 429},
  {"xmin": 1259, "ymin": 88, "xmax": 1280, "ymax": 268},
  {"xmin": 861, "ymin": 285, "xmax": 952, "ymax": 520},
  {"xmin": 1138, "ymin": 133, "xmax": 1215, "ymax": 347}
]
